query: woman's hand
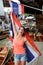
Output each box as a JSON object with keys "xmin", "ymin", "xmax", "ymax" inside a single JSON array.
[{"xmin": 38, "ymin": 52, "xmax": 41, "ymax": 56}]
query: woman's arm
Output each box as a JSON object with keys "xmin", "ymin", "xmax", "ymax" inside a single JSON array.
[
  {"xmin": 24, "ymin": 37, "xmax": 41, "ymax": 56},
  {"xmin": 10, "ymin": 13, "xmax": 18, "ymax": 37}
]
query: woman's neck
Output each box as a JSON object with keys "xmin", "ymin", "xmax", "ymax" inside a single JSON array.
[{"xmin": 18, "ymin": 34, "xmax": 22, "ymax": 38}]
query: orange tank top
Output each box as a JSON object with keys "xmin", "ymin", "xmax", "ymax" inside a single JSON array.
[{"xmin": 13, "ymin": 36, "xmax": 25, "ymax": 54}]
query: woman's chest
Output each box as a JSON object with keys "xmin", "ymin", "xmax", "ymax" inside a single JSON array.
[{"xmin": 13, "ymin": 37, "xmax": 24, "ymax": 46}]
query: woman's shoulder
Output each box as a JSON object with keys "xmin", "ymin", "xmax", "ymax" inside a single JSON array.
[{"xmin": 14, "ymin": 35, "xmax": 18, "ymax": 39}]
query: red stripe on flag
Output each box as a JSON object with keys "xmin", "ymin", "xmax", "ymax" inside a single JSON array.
[
  {"xmin": 21, "ymin": 4, "xmax": 25, "ymax": 15},
  {"xmin": 12, "ymin": 12, "xmax": 22, "ymax": 27},
  {"xmin": 10, "ymin": 36, "xmax": 13, "ymax": 42},
  {"xmin": 10, "ymin": 12, "xmax": 41, "ymax": 55}
]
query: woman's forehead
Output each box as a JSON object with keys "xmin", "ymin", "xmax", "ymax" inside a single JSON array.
[{"xmin": 20, "ymin": 27, "xmax": 24, "ymax": 30}]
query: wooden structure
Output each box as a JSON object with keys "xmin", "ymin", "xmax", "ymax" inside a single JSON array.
[
  {"xmin": 0, "ymin": 30, "xmax": 9, "ymax": 40},
  {"xmin": 0, "ymin": 46, "xmax": 9, "ymax": 65},
  {"xmin": 36, "ymin": 15, "xmax": 43, "ymax": 33},
  {"xmin": 36, "ymin": 32, "xmax": 43, "ymax": 41},
  {"xmin": 5, "ymin": 55, "xmax": 14, "ymax": 65}
]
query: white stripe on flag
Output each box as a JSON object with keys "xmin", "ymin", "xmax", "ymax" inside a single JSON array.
[
  {"xmin": 11, "ymin": 0, "xmax": 20, "ymax": 4},
  {"xmin": 9, "ymin": 30, "xmax": 13, "ymax": 36},
  {"xmin": 15, "ymin": 22, "xmax": 19, "ymax": 32}
]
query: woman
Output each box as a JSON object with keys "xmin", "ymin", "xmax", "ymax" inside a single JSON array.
[{"xmin": 11, "ymin": 16, "xmax": 40, "ymax": 65}]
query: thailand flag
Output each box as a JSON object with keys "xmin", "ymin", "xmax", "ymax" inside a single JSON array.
[{"xmin": 8, "ymin": 0, "xmax": 41, "ymax": 65}]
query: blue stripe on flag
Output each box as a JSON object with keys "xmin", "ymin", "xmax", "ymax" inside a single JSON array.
[
  {"xmin": 9, "ymin": 19, "xmax": 14, "ymax": 37},
  {"xmin": 24, "ymin": 44, "xmax": 34, "ymax": 62},
  {"xmin": 11, "ymin": 1, "xmax": 18, "ymax": 15}
]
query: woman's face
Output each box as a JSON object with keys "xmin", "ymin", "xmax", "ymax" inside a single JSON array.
[{"xmin": 18, "ymin": 27, "xmax": 24, "ymax": 35}]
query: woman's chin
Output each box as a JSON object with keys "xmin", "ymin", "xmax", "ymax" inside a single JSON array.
[{"xmin": 19, "ymin": 33, "xmax": 22, "ymax": 36}]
